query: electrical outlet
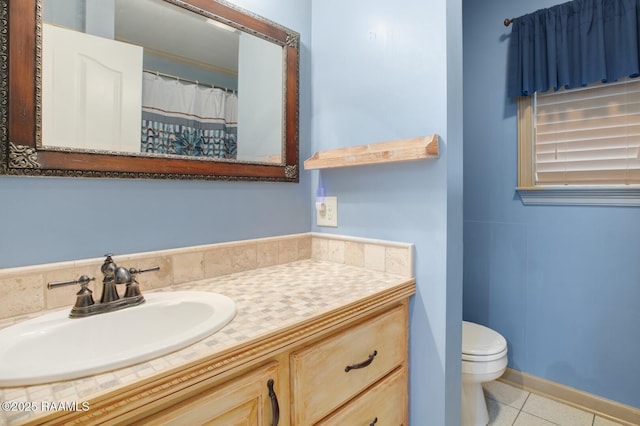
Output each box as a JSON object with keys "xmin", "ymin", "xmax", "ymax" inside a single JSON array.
[{"xmin": 317, "ymin": 196, "xmax": 338, "ymax": 227}]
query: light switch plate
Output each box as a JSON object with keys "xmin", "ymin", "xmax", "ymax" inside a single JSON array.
[{"xmin": 317, "ymin": 196, "xmax": 338, "ymax": 227}]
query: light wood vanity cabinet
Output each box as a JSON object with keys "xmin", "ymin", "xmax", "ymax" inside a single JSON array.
[
  {"xmin": 132, "ymin": 304, "xmax": 409, "ymax": 426},
  {"xmin": 26, "ymin": 289, "xmax": 413, "ymax": 426}
]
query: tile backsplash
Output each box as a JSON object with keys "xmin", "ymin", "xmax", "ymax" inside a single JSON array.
[{"xmin": 0, "ymin": 233, "xmax": 413, "ymax": 321}]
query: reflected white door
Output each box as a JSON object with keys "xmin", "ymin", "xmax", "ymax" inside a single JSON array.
[{"xmin": 42, "ymin": 24, "xmax": 143, "ymax": 153}]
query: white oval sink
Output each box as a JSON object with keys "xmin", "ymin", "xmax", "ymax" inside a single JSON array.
[{"xmin": 0, "ymin": 291, "xmax": 236, "ymax": 387}]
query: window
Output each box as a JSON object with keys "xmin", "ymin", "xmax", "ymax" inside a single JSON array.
[{"xmin": 517, "ymin": 78, "xmax": 640, "ymax": 206}]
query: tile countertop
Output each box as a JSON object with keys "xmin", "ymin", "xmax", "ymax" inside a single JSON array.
[{"xmin": 0, "ymin": 259, "xmax": 414, "ymax": 426}]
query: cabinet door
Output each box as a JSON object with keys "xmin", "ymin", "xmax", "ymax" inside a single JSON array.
[{"xmin": 136, "ymin": 363, "xmax": 280, "ymax": 426}]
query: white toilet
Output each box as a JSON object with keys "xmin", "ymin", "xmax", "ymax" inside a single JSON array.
[{"xmin": 461, "ymin": 321, "xmax": 508, "ymax": 426}]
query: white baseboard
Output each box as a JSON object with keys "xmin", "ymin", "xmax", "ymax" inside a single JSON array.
[{"xmin": 500, "ymin": 368, "xmax": 640, "ymax": 426}]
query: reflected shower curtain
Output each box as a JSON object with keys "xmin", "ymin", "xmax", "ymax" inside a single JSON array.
[{"xmin": 141, "ymin": 72, "xmax": 238, "ymax": 159}]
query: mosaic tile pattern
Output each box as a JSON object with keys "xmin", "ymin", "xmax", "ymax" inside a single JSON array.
[
  {"xmin": 0, "ymin": 259, "xmax": 412, "ymax": 425},
  {"xmin": 0, "ymin": 233, "xmax": 413, "ymax": 321},
  {"xmin": 0, "ymin": 234, "xmax": 313, "ymax": 320}
]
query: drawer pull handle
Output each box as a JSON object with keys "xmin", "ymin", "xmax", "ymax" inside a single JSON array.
[
  {"xmin": 345, "ymin": 350, "xmax": 378, "ymax": 372},
  {"xmin": 267, "ymin": 379, "xmax": 280, "ymax": 426},
  {"xmin": 370, "ymin": 417, "xmax": 379, "ymax": 426}
]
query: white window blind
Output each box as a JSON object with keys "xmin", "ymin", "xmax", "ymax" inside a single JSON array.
[{"xmin": 534, "ymin": 78, "xmax": 640, "ymax": 186}]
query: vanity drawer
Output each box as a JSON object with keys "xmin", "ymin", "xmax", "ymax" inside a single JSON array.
[
  {"xmin": 291, "ymin": 305, "xmax": 407, "ymax": 425},
  {"xmin": 317, "ymin": 366, "xmax": 408, "ymax": 426}
]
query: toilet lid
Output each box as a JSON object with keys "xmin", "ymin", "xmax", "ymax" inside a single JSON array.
[{"xmin": 462, "ymin": 321, "xmax": 507, "ymax": 359}]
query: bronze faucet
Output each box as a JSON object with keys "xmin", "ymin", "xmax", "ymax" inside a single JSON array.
[{"xmin": 47, "ymin": 254, "xmax": 159, "ymax": 318}]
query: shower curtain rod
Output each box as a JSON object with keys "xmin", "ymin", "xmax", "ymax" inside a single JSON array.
[
  {"xmin": 504, "ymin": 18, "xmax": 514, "ymax": 26},
  {"xmin": 143, "ymin": 69, "xmax": 236, "ymax": 93}
]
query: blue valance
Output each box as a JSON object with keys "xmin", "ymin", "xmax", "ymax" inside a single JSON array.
[{"xmin": 507, "ymin": 0, "xmax": 640, "ymax": 98}]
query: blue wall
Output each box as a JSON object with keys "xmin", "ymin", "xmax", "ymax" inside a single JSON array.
[
  {"xmin": 310, "ymin": 0, "xmax": 463, "ymax": 424},
  {"xmin": 463, "ymin": 0, "xmax": 640, "ymax": 408},
  {"xmin": 7, "ymin": 0, "xmax": 638, "ymax": 420},
  {"xmin": 0, "ymin": 0, "xmax": 312, "ymax": 269},
  {"xmin": 4, "ymin": 1, "xmax": 465, "ymax": 423}
]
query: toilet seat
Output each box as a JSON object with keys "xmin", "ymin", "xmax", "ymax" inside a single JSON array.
[{"xmin": 462, "ymin": 321, "xmax": 507, "ymax": 362}]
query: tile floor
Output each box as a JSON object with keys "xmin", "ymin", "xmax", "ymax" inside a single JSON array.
[{"xmin": 485, "ymin": 380, "xmax": 626, "ymax": 426}]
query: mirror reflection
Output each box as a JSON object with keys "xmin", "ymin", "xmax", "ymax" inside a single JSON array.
[{"xmin": 41, "ymin": 0, "xmax": 283, "ymax": 164}]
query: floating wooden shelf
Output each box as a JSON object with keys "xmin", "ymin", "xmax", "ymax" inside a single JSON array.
[{"xmin": 304, "ymin": 134, "xmax": 439, "ymax": 170}]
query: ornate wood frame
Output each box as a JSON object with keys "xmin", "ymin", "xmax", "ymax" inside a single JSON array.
[{"xmin": 0, "ymin": 0, "xmax": 299, "ymax": 182}]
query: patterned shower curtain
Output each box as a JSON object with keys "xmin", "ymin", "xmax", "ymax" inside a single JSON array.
[{"xmin": 141, "ymin": 72, "xmax": 238, "ymax": 159}]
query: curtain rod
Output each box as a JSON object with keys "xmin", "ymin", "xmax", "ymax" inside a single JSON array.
[
  {"xmin": 143, "ymin": 69, "xmax": 236, "ymax": 94},
  {"xmin": 504, "ymin": 18, "xmax": 514, "ymax": 26}
]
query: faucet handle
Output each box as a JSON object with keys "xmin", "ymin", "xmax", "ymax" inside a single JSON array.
[
  {"xmin": 48, "ymin": 275, "xmax": 95, "ymax": 290},
  {"xmin": 48, "ymin": 275, "xmax": 96, "ymax": 311},
  {"xmin": 128, "ymin": 266, "xmax": 160, "ymax": 276},
  {"xmin": 122, "ymin": 266, "xmax": 158, "ymax": 300}
]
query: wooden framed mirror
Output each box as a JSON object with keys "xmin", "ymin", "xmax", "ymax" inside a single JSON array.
[{"xmin": 0, "ymin": 0, "xmax": 299, "ymax": 181}]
